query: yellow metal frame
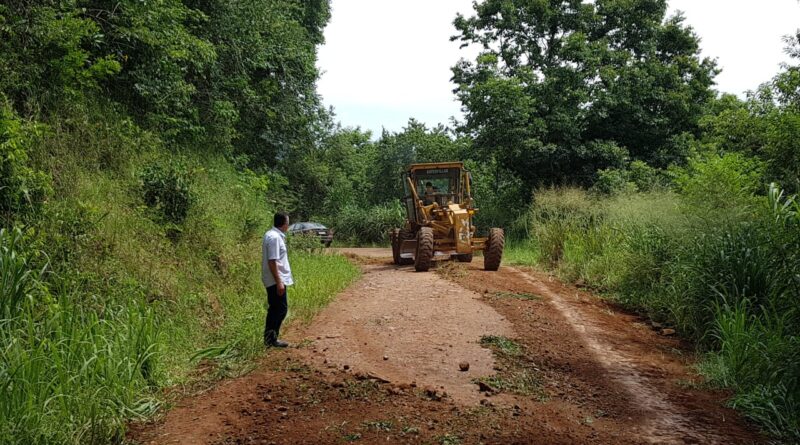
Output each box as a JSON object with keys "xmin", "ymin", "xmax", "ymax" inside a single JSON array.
[
  {"xmin": 397, "ymin": 161, "xmax": 488, "ymax": 259},
  {"xmin": 408, "ymin": 162, "xmax": 465, "ymax": 171}
]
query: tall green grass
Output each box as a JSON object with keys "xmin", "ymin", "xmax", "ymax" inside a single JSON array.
[
  {"xmin": 511, "ymin": 178, "xmax": 800, "ymax": 440},
  {"xmin": 503, "ymin": 240, "xmax": 541, "ymax": 267},
  {"xmin": 0, "ymin": 164, "xmax": 358, "ymax": 444},
  {"xmin": 2, "ymin": 105, "xmax": 361, "ymax": 442},
  {"xmin": 330, "ymin": 201, "xmax": 404, "ymax": 245},
  {"xmin": 0, "ymin": 228, "xmax": 160, "ymax": 445}
]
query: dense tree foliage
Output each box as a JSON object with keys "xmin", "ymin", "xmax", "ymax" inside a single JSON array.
[
  {"xmin": 699, "ymin": 32, "xmax": 800, "ymax": 191},
  {"xmin": 451, "ymin": 0, "xmax": 717, "ymax": 187},
  {"xmin": 2, "ymin": 0, "xmax": 800, "ymax": 440},
  {"xmin": 186, "ymin": 0, "xmax": 330, "ymax": 158},
  {"xmin": 0, "ymin": 2, "xmax": 121, "ymax": 110},
  {"xmin": 0, "ymin": 0, "xmax": 328, "ymax": 158}
]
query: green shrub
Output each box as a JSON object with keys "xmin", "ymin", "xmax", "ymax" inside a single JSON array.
[
  {"xmin": 593, "ymin": 161, "xmax": 672, "ymax": 196},
  {"xmin": 139, "ymin": 159, "xmax": 194, "ymax": 224},
  {"xmin": 331, "ymin": 201, "xmax": 405, "ymax": 244},
  {"xmin": 628, "ymin": 160, "xmax": 672, "ymax": 192},
  {"xmin": 0, "ymin": 102, "xmax": 52, "ymax": 222},
  {"xmin": 593, "ymin": 167, "xmax": 636, "ymax": 195},
  {"xmin": 676, "ymin": 153, "xmax": 765, "ymax": 212}
]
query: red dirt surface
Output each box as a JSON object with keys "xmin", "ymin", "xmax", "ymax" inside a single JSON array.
[
  {"xmin": 128, "ymin": 250, "xmax": 764, "ymax": 445},
  {"xmin": 299, "ymin": 263, "xmax": 513, "ymax": 405}
]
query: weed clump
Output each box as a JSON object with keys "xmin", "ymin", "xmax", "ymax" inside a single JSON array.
[
  {"xmin": 139, "ymin": 159, "xmax": 194, "ymax": 225},
  {"xmin": 476, "ymin": 336, "xmax": 543, "ymax": 397},
  {"xmin": 0, "ymin": 228, "xmax": 160, "ymax": 445}
]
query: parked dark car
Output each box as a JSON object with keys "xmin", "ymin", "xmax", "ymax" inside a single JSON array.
[{"xmin": 288, "ymin": 222, "xmax": 334, "ymax": 247}]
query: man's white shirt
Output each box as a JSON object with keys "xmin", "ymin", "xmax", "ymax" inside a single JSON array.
[{"xmin": 262, "ymin": 227, "xmax": 294, "ymax": 288}]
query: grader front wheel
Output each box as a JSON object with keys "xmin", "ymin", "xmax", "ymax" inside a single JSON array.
[
  {"xmin": 483, "ymin": 228, "xmax": 504, "ymax": 271},
  {"xmin": 414, "ymin": 227, "xmax": 434, "ymax": 272}
]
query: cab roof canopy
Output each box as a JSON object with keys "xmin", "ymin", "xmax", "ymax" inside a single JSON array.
[{"xmin": 408, "ymin": 162, "xmax": 465, "ymax": 172}]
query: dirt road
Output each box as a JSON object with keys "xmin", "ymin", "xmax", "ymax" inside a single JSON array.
[{"xmin": 130, "ymin": 249, "xmax": 763, "ymax": 445}]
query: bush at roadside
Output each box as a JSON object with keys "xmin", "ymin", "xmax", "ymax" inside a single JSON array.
[{"xmin": 506, "ymin": 154, "xmax": 800, "ymax": 440}]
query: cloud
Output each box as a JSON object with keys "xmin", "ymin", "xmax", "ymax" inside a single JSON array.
[
  {"xmin": 317, "ymin": 0, "xmax": 474, "ymax": 134},
  {"xmin": 668, "ymin": 0, "xmax": 799, "ymax": 96}
]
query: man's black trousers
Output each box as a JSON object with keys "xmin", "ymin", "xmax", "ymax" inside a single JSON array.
[{"xmin": 264, "ymin": 285, "xmax": 288, "ymax": 345}]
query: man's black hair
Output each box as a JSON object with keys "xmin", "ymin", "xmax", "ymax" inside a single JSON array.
[
  {"xmin": 425, "ymin": 182, "xmax": 433, "ymax": 187},
  {"xmin": 274, "ymin": 212, "xmax": 289, "ymax": 228}
]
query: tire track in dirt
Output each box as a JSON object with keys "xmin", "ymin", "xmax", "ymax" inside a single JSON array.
[{"xmin": 509, "ymin": 268, "xmax": 737, "ymax": 445}]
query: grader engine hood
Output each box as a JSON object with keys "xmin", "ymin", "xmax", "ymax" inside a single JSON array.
[{"xmin": 450, "ymin": 205, "xmax": 472, "ymax": 254}]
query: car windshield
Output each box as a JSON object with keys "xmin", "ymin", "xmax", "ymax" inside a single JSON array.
[{"xmin": 289, "ymin": 222, "xmax": 325, "ymax": 231}]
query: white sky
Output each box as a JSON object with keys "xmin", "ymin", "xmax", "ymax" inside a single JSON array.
[{"xmin": 316, "ymin": 0, "xmax": 800, "ymax": 136}]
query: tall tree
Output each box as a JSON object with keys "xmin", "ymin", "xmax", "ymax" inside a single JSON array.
[
  {"xmin": 452, "ymin": 0, "xmax": 717, "ymax": 188},
  {"xmin": 0, "ymin": 1, "xmax": 121, "ymax": 113},
  {"xmin": 81, "ymin": 0, "xmax": 216, "ymax": 141},
  {"xmin": 187, "ymin": 0, "xmax": 330, "ymax": 161},
  {"xmin": 371, "ymin": 119, "xmax": 468, "ymax": 204},
  {"xmin": 699, "ymin": 32, "xmax": 800, "ymax": 192}
]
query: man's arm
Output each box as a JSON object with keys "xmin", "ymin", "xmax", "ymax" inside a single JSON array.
[{"xmin": 268, "ymin": 259, "xmax": 284, "ymax": 295}]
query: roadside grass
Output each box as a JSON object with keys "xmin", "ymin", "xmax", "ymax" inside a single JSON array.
[
  {"xmin": 1, "ymin": 146, "xmax": 360, "ymax": 443},
  {"xmin": 511, "ymin": 183, "xmax": 800, "ymax": 441},
  {"xmin": 0, "ymin": 229, "xmax": 161, "ymax": 445},
  {"xmin": 286, "ymin": 252, "xmax": 361, "ymax": 325},
  {"xmin": 503, "ymin": 240, "xmax": 541, "ymax": 266},
  {"xmin": 480, "ymin": 335, "xmax": 522, "ymax": 356}
]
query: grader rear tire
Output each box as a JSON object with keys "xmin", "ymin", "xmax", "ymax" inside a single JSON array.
[
  {"xmin": 414, "ymin": 227, "xmax": 434, "ymax": 272},
  {"xmin": 483, "ymin": 228, "xmax": 504, "ymax": 271},
  {"xmin": 397, "ymin": 228, "xmax": 415, "ymax": 265},
  {"xmin": 390, "ymin": 229, "xmax": 401, "ymax": 265}
]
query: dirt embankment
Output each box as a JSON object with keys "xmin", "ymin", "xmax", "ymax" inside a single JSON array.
[{"xmin": 129, "ymin": 250, "xmax": 763, "ymax": 445}]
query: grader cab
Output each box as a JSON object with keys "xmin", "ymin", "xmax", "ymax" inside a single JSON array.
[{"xmin": 390, "ymin": 162, "xmax": 504, "ymax": 272}]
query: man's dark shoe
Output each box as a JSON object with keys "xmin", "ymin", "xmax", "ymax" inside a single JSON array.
[{"xmin": 268, "ymin": 339, "xmax": 289, "ymax": 348}]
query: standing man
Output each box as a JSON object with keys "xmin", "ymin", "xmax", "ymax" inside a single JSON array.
[{"xmin": 262, "ymin": 212, "xmax": 293, "ymax": 348}]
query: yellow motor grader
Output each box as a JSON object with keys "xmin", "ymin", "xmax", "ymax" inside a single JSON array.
[{"xmin": 390, "ymin": 162, "xmax": 504, "ymax": 272}]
